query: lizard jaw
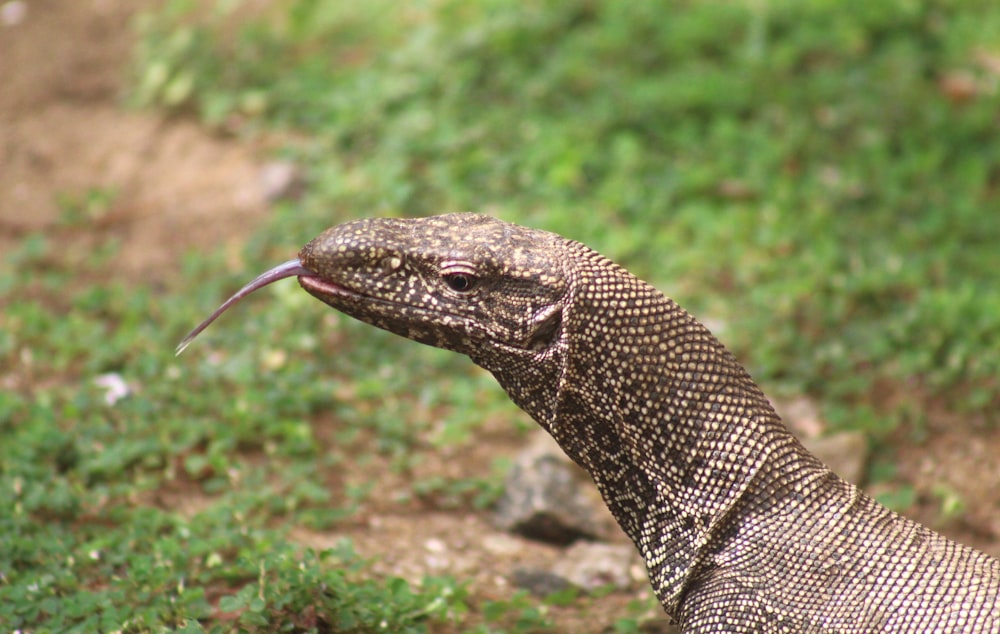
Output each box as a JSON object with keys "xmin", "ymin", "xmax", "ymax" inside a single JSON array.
[{"xmin": 297, "ymin": 275, "xmax": 360, "ymax": 303}]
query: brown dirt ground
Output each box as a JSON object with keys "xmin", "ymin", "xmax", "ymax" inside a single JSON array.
[
  {"xmin": 1, "ymin": 1, "xmax": 997, "ymax": 632},
  {"xmin": 0, "ymin": 0, "xmax": 269, "ymax": 283}
]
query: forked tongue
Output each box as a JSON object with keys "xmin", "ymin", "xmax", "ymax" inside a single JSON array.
[{"xmin": 176, "ymin": 259, "xmax": 315, "ymax": 355}]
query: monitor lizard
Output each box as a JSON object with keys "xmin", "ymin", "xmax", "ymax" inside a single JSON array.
[{"xmin": 179, "ymin": 213, "xmax": 1000, "ymax": 632}]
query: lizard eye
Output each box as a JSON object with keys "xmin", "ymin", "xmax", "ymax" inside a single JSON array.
[{"xmin": 442, "ymin": 272, "xmax": 478, "ymax": 293}]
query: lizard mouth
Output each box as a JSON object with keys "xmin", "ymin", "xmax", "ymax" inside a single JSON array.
[
  {"xmin": 297, "ymin": 275, "xmax": 362, "ymax": 302},
  {"xmin": 298, "ymin": 275, "xmax": 446, "ymax": 319}
]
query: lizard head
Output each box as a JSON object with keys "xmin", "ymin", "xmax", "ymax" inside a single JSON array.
[
  {"xmin": 296, "ymin": 213, "xmax": 571, "ymax": 366},
  {"xmin": 178, "ymin": 213, "xmax": 572, "ymax": 372},
  {"xmin": 177, "ymin": 212, "xmax": 577, "ymax": 422}
]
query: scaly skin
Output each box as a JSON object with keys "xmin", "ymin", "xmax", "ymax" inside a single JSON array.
[{"xmin": 182, "ymin": 213, "xmax": 1000, "ymax": 632}]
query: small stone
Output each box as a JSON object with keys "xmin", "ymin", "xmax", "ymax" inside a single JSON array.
[
  {"xmin": 804, "ymin": 431, "xmax": 869, "ymax": 485},
  {"xmin": 511, "ymin": 566, "xmax": 573, "ymax": 597},
  {"xmin": 424, "ymin": 554, "xmax": 449, "ymax": 571},
  {"xmin": 551, "ymin": 542, "xmax": 637, "ymax": 593},
  {"xmin": 778, "ymin": 396, "xmax": 825, "ymax": 439},
  {"xmin": 424, "ymin": 538, "xmax": 446, "ymax": 554},
  {"xmin": 259, "ymin": 160, "xmax": 304, "ymax": 202},
  {"xmin": 777, "ymin": 397, "xmax": 870, "ymax": 483},
  {"xmin": 630, "ymin": 560, "xmax": 651, "ymax": 585},
  {"xmin": 493, "ymin": 433, "xmax": 614, "ymax": 544},
  {"xmin": 1, "ymin": 1, "xmax": 27, "ymax": 27},
  {"xmin": 481, "ymin": 533, "xmax": 524, "ymax": 556}
]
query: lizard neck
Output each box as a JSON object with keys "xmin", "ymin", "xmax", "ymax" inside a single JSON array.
[{"xmin": 483, "ymin": 249, "xmax": 791, "ymax": 612}]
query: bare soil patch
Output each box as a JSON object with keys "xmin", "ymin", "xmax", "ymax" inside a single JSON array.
[{"xmin": 0, "ymin": 0, "xmax": 268, "ymax": 283}]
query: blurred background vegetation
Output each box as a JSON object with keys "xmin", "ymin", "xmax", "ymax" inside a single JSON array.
[
  {"xmin": 3, "ymin": 0, "xmax": 999, "ymax": 631},
  {"xmin": 135, "ymin": 0, "xmax": 1000, "ymax": 423}
]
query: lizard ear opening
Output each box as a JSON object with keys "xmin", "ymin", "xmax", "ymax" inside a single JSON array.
[{"xmin": 525, "ymin": 306, "xmax": 562, "ymax": 351}]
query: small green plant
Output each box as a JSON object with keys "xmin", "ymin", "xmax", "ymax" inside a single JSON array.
[
  {"xmin": 931, "ymin": 485, "xmax": 967, "ymax": 521},
  {"xmin": 874, "ymin": 486, "xmax": 918, "ymax": 514},
  {"xmin": 215, "ymin": 544, "xmax": 470, "ymax": 631},
  {"xmin": 474, "ymin": 590, "xmax": 555, "ymax": 633},
  {"xmin": 610, "ymin": 592, "xmax": 665, "ymax": 633},
  {"xmin": 411, "ymin": 472, "xmax": 506, "ymax": 511},
  {"xmin": 56, "ymin": 187, "xmax": 119, "ymax": 226}
]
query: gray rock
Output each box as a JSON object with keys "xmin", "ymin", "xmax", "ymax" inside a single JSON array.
[
  {"xmin": 777, "ymin": 396, "xmax": 870, "ymax": 484},
  {"xmin": 552, "ymin": 542, "xmax": 638, "ymax": 593},
  {"xmin": 778, "ymin": 396, "xmax": 826, "ymax": 439},
  {"xmin": 259, "ymin": 160, "xmax": 304, "ymax": 202},
  {"xmin": 804, "ymin": 431, "xmax": 870, "ymax": 485},
  {"xmin": 494, "ymin": 433, "xmax": 616, "ymax": 544},
  {"xmin": 512, "ymin": 542, "xmax": 641, "ymax": 597},
  {"xmin": 511, "ymin": 566, "xmax": 574, "ymax": 597}
]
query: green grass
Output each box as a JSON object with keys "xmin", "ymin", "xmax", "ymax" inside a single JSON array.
[
  {"xmin": 133, "ymin": 0, "xmax": 1000, "ymax": 416},
  {"xmin": 4, "ymin": 0, "xmax": 1000, "ymax": 630}
]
